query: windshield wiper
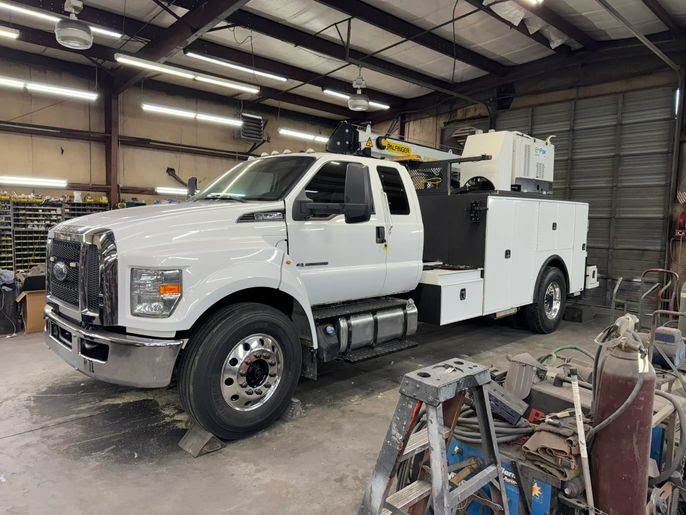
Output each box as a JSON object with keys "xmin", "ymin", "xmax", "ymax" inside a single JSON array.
[{"xmin": 204, "ymin": 193, "xmax": 248, "ymax": 203}]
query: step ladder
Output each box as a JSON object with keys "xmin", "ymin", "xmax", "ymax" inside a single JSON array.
[{"xmin": 359, "ymin": 357, "xmax": 510, "ymax": 515}]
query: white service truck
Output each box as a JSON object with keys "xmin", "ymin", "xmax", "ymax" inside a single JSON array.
[{"xmin": 44, "ymin": 123, "xmax": 597, "ymax": 439}]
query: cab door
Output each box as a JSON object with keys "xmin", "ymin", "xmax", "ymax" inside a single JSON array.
[
  {"xmin": 376, "ymin": 165, "xmax": 423, "ymax": 295},
  {"xmin": 286, "ymin": 160, "xmax": 388, "ymax": 306}
]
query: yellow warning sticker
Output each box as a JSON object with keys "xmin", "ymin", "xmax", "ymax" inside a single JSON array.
[
  {"xmin": 381, "ymin": 139, "xmax": 411, "ymax": 155},
  {"xmin": 365, "ymin": 137, "xmax": 373, "ymax": 148}
]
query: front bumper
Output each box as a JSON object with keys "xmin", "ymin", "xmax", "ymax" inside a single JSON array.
[{"xmin": 44, "ymin": 305, "xmax": 183, "ymax": 388}]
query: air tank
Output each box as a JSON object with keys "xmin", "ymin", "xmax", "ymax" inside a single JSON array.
[{"xmin": 590, "ymin": 345, "xmax": 655, "ymax": 514}]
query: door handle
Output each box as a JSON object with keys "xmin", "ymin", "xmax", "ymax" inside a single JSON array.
[{"xmin": 376, "ymin": 226, "xmax": 386, "ymax": 244}]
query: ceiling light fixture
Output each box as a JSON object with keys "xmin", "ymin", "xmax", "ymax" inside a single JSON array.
[
  {"xmin": 0, "ymin": 1, "xmax": 121, "ymax": 38},
  {"xmin": 0, "ymin": 26, "xmax": 18, "ymax": 39},
  {"xmin": 0, "ymin": 74, "xmax": 98, "ymax": 100},
  {"xmin": 194, "ymin": 75, "xmax": 259, "ymax": 94},
  {"xmin": 115, "ymin": 54, "xmax": 259, "ymax": 95},
  {"xmin": 322, "ymin": 89, "xmax": 390, "ymax": 110},
  {"xmin": 278, "ymin": 128, "xmax": 328, "ymax": 144},
  {"xmin": 115, "ymin": 54, "xmax": 195, "ymax": 79},
  {"xmin": 0, "ymin": 175, "xmax": 67, "ymax": 188},
  {"xmin": 142, "ymin": 103, "xmax": 243, "ymax": 127},
  {"xmin": 155, "ymin": 186, "xmax": 188, "ymax": 196},
  {"xmin": 185, "ymin": 51, "xmax": 287, "ymax": 82}
]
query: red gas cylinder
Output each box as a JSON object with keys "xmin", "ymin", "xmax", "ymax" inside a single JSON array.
[{"xmin": 590, "ymin": 345, "xmax": 656, "ymax": 514}]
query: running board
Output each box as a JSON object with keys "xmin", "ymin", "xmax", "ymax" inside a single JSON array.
[{"xmin": 340, "ymin": 339, "xmax": 418, "ymax": 363}]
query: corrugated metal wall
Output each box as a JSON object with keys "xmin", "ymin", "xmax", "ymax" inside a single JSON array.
[{"xmin": 495, "ymin": 86, "xmax": 676, "ymax": 304}]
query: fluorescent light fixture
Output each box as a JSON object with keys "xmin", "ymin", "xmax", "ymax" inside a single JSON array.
[
  {"xmin": 0, "ymin": 76, "xmax": 24, "ymax": 89},
  {"xmin": 0, "ymin": 26, "xmax": 19, "ymax": 39},
  {"xmin": 26, "ymin": 81, "xmax": 98, "ymax": 101},
  {"xmin": 156, "ymin": 186, "xmax": 188, "ymax": 196},
  {"xmin": 115, "ymin": 53, "xmax": 259, "ymax": 94},
  {"xmin": 0, "ymin": 74, "xmax": 98, "ymax": 101},
  {"xmin": 89, "ymin": 26, "xmax": 122, "ymax": 39},
  {"xmin": 323, "ymin": 89, "xmax": 349, "ymax": 100},
  {"xmin": 142, "ymin": 103, "xmax": 243, "ymax": 127},
  {"xmin": 0, "ymin": 175, "xmax": 67, "ymax": 188},
  {"xmin": 194, "ymin": 75, "xmax": 259, "ymax": 95},
  {"xmin": 323, "ymin": 89, "xmax": 390, "ymax": 110},
  {"xmin": 115, "ymin": 54, "xmax": 195, "ymax": 79},
  {"xmin": 278, "ymin": 128, "xmax": 328, "ymax": 144},
  {"xmin": 185, "ymin": 51, "xmax": 287, "ymax": 82},
  {"xmin": 0, "ymin": 1, "xmax": 121, "ymax": 38}
]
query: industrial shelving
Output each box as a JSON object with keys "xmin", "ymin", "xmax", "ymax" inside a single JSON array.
[
  {"xmin": 0, "ymin": 200, "xmax": 12, "ymax": 271},
  {"xmin": 12, "ymin": 201, "xmax": 63, "ymax": 273},
  {"xmin": 0, "ymin": 199, "xmax": 110, "ymax": 273}
]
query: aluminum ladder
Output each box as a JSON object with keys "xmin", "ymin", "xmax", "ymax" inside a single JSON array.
[{"xmin": 359, "ymin": 357, "xmax": 509, "ymax": 515}]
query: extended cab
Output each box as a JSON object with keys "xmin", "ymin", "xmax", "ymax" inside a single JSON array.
[{"xmin": 44, "ymin": 130, "xmax": 595, "ymax": 439}]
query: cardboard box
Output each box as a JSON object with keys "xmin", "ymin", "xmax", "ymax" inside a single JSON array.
[{"xmin": 16, "ymin": 290, "xmax": 46, "ymax": 334}]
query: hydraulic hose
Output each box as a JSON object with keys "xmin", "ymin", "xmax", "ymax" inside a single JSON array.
[
  {"xmin": 586, "ymin": 372, "xmax": 645, "ymax": 443},
  {"xmin": 649, "ymin": 390, "xmax": 686, "ymax": 486}
]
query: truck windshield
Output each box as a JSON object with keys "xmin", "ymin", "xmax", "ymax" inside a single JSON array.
[{"xmin": 194, "ymin": 155, "xmax": 316, "ymax": 201}]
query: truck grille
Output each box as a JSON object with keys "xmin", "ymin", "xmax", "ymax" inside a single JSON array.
[{"xmin": 48, "ymin": 239, "xmax": 100, "ymax": 311}]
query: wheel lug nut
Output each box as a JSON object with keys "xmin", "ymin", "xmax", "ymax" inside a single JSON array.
[
  {"xmin": 269, "ymin": 360, "xmax": 276, "ymax": 366},
  {"xmin": 269, "ymin": 372, "xmax": 277, "ymax": 377},
  {"xmin": 255, "ymin": 389, "xmax": 262, "ymax": 395},
  {"xmin": 239, "ymin": 371, "xmax": 246, "ymax": 377},
  {"xmin": 264, "ymin": 383, "xmax": 271, "ymax": 388},
  {"xmin": 240, "ymin": 382, "xmax": 247, "ymax": 388},
  {"xmin": 246, "ymin": 389, "xmax": 254, "ymax": 395}
]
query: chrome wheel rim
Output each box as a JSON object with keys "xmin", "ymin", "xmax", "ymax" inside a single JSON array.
[
  {"xmin": 544, "ymin": 282, "xmax": 562, "ymax": 320},
  {"xmin": 220, "ymin": 333, "xmax": 283, "ymax": 412}
]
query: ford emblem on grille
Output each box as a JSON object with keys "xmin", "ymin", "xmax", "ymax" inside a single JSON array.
[{"xmin": 53, "ymin": 261, "xmax": 69, "ymax": 282}]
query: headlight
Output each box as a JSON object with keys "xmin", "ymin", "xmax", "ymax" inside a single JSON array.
[{"xmin": 130, "ymin": 268, "xmax": 182, "ymax": 318}]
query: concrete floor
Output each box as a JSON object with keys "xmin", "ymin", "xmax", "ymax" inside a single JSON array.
[{"xmin": 0, "ymin": 315, "xmax": 607, "ymax": 515}]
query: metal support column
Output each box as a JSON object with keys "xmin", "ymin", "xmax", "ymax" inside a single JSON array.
[{"xmin": 104, "ymin": 86, "xmax": 120, "ymax": 207}]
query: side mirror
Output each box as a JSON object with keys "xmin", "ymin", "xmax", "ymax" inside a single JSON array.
[
  {"xmin": 343, "ymin": 163, "xmax": 372, "ymax": 224},
  {"xmin": 187, "ymin": 176, "xmax": 198, "ymax": 197}
]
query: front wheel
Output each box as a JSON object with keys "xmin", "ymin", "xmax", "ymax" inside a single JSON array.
[
  {"xmin": 179, "ymin": 302, "xmax": 302, "ymax": 440},
  {"xmin": 523, "ymin": 266, "xmax": 567, "ymax": 334}
]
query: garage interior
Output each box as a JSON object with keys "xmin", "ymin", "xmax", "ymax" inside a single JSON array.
[{"xmin": 1, "ymin": 0, "xmax": 686, "ymax": 513}]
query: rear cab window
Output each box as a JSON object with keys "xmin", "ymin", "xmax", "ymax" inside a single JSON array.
[{"xmin": 377, "ymin": 166, "xmax": 410, "ymax": 215}]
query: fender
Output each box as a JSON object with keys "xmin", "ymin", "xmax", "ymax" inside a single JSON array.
[
  {"xmin": 532, "ymin": 254, "xmax": 570, "ymax": 298},
  {"xmin": 120, "ymin": 244, "xmax": 318, "ymax": 348}
]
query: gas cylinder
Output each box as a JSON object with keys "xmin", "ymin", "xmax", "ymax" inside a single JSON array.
[{"xmin": 590, "ymin": 344, "xmax": 655, "ymax": 515}]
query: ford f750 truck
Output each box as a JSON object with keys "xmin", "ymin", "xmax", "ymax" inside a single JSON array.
[{"xmin": 44, "ymin": 124, "xmax": 597, "ymax": 439}]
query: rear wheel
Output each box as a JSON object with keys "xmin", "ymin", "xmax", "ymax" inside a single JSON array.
[
  {"xmin": 523, "ymin": 266, "xmax": 567, "ymax": 334},
  {"xmin": 179, "ymin": 302, "xmax": 302, "ymax": 440}
]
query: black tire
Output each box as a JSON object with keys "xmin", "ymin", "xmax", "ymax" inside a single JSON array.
[
  {"xmin": 179, "ymin": 302, "xmax": 302, "ymax": 440},
  {"xmin": 523, "ymin": 266, "xmax": 567, "ymax": 334}
]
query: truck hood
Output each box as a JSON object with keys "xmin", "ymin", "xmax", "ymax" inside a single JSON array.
[{"xmin": 52, "ymin": 201, "xmax": 287, "ymax": 252}]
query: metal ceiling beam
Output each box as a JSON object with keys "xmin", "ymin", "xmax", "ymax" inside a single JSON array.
[
  {"xmin": 114, "ymin": 0, "xmax": 251, "ymax": 91},
  {"xmin": 461, "ymin": 0, "xmax": 562, "ymax": 52},
  {"xmin": 640, "ymin": 0, "xmax": 683, "ymax": 38},
  {"xmin": 185, "ymin": 40, "xmax": 403, "ymax": 106},
  {"xmin": 372, "ymin": 32, "xmax": 686, "ymax": 123},
  {"xmin": 166, "ymin": 5, "xmax": 462, "ymax": 95},
  {"xmin": 313, "ymin": 0, "xmax": 506, "ymax": 75},
  {"xmin": 3, "ymin": 22, "xmax": 353, "ymax": 119},
  {"xmin": 510, "ymin": 0, "xmax": 598, "ymax": 49},
  {"xmin": 0, "ymin": 36, "xmax": 342, "ymax": 124},
  {"xmin": 596, "ymin": 0, "xmax": 681, "ymax": 72},
  {"xmin": 12, "ymin": 0, "xmax": 402, "ymax": 105}
]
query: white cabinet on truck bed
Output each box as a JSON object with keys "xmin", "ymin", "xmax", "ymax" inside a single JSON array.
[
  {"xmin": 417, "ymin": 192, "xmax": 589, "ymax": 324},
  {"xmin": 483, "ymin": 195, "xmax": 587, "ymax": 315}
]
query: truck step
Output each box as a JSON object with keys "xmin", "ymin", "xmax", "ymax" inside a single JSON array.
[
  {"xmin": 313, "ymin": 297, "xmax": 409, "ymax": 321},
  {"xmin": 341, "ymin": 339, "xmax": 418, "ymax": 363}
]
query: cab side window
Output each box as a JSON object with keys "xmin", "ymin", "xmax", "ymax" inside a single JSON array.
[
  {"xmin": 304, "ymin": 161, "xmax": 350, "ymax": 204},
  {"xmin": 377, "ymin": 166, "xmax": 410, "ymax": 215}
]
